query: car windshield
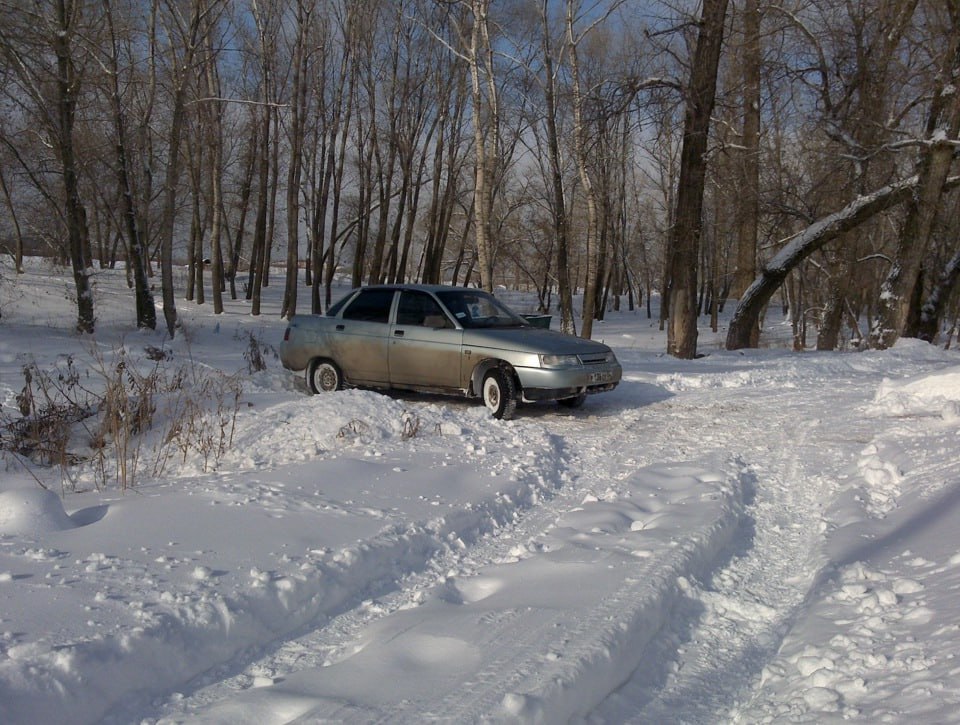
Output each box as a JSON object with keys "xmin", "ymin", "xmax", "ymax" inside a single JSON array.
[{"xmin": 435, "ymin": 290, "xmax": 528, "ymax": 329}]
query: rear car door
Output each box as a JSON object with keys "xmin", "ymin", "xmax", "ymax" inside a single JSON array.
[
  {"xmin": 389, "ymin": 290, "xmax": 464, "ymax": 390},
  {"xmin": 329, "ymin": 288, "xmax": 395, "ymax": 385}
]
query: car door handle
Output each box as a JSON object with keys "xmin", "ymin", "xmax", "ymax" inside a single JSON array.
[
  {"xmin": 336, "ymin": 324, "xmax": 345, "ymax": 331},
  {"xmin": 393, "ymin": 330, "xmax": 405, "ymax": 337}
]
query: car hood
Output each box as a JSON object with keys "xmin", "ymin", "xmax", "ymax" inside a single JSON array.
[{"xmin": 461, "ymin": 327, "xmax": 614, "ymax": 355}]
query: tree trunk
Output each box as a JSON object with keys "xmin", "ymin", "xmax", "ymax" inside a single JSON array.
[
  {"xmin": 567, "ymin": 0, "xmax": 600, "ymax": 339},
  {"xmin": 281, "ymin": 0, "xmax": 311, "ymax": 320},
  {"xmin": 54, "ymin": 0, "xmax": 94, "ymax": 333},
  {"xmin": 230, "ymin": 114, "xmax": 257, "ymax": 301},
  {"xmin": 324, "ymin": 64, "xmax": 355, "ymax": 307},
  {"xmin": 0, "ymin": 167, "xmax": 24, "ymax": 273},
  {"xmin": 157, "ymin": 0, "xmax": 204, "ymax": 337},
  {"xmin": 248, "ymin": 102, "xmax": 271, "ymax": 315},
  {"xmin": 871, "ymin": 11, "xmax": 960, "ymax": 348},
  {"xmin": 918, "ymin": 245, "xmax": 960, "ymax": 342},
  {"xmin": 469, "ymin": 0, "xmax": 495, "ymax": 292},
  {"xmin": 104, "ymin": 0, "xmax": 156, "ymax": 329},
  {"xmin": 733, "ymin": 0, "xmax": 760, "ymax": 316},
  {"xmin": 540, "ymin": 0, "xmax": 574, "ymax": 333},
  {"xmin": 186, "ymin": 137, "xmax": 205, "ymax": 305},
  {"xmin": 666, "ymin": 0, "xmax": 729, "ymax": 358}
]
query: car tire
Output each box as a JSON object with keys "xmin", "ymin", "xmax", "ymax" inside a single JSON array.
[
  {"xmin": 307, "ymin": 358, "xmax": 342, "ymax": 394},
  {"xmin": 482, "ymin": 367, "xmax": 518, "ymax": 420},
  {"xmin": 558, "ymin": 392, "xmax": 587, "ymax": 409}
]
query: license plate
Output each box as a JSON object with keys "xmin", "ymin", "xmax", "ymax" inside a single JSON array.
[{"xmin": 588, "ymin": 371, "xmax": 612, "ymax": 383}]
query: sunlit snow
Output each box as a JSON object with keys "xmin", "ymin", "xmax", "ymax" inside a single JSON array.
[{"xmin": 1, "ymin": 260, "xmax": 959, "ymax": 723}]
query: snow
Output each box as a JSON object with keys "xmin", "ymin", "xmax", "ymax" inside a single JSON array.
[{"xmin": 2, "ymin": 259, "xmax": 960, "ymax": 723}]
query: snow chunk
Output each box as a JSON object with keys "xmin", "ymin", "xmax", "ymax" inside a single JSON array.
[
  {"xmin": 0, "ymin": 489, "xmax": 78, "ymax": 536},
  {"xmin": 870, "ymin": 366, "xmax": 960, "ymax": 418},
  {"xmin": 802, "ymin": 686, "xmax": 841, "ymax": 711}
]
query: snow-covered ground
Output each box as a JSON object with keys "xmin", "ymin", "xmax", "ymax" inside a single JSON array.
[{"xmin": 1, "ymin": 259, "xmax": 959, "ymax": 724}]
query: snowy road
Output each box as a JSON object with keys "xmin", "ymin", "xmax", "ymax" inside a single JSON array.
[{"xmin": 133, "ymin": 348, "xmax": 944, "ymax": 723}]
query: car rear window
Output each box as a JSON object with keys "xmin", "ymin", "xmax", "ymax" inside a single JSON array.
[
  {"xmin": 325, "ymin": 292, "xmax": 353, "ymax": 317},
  {"xmin": 342, "ymin": 289, "xmax": 395, "ymax": 323}
]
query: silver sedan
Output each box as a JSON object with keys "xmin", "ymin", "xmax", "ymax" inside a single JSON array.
[{"xmin": 280, "ymin": 285, "xmax": 622, "ymax": 419}]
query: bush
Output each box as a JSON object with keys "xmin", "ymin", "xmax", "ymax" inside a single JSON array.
[
  {"xmin": 241, "ymin": 329, "xmax": 275, "ymax": 374},
  {"xmin": 1, "ymin": 345, "xmax": 244, "ymax": 492}
]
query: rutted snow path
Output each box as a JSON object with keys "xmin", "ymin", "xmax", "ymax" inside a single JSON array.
[
  {"xmin": 137, "ymin": 400, "xmax": 749, "ymax": 722},
  {"xmin": 593, "ymin": 393, "xmax": 848, "ymax": 722},
  {"xmin": 88, "ymin": 348, "xmax": 952, "ymax": 724},
  {"xmin": 135, "ymin": 352, "xmax": 887, "ymax": 724}
]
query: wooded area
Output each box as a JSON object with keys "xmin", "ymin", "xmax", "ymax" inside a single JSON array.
[{"xmin": 1, "ymin": 0, "xmax": 958, "ymax": 357}]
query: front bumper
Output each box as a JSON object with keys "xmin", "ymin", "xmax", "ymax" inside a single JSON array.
[{"xmin": 515, "ymin": 362, "xmax": 622, "ymax": 402}]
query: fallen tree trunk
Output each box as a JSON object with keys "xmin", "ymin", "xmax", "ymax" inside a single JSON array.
[{"xmin": 726, "ymin": 173, "xmax": 960, "ymax": 350}]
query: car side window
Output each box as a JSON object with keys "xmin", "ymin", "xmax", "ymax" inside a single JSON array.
[
  {"xmin": 342, "ymin": 289, "xmax": 394, "ymax": 323},
  {"xmin": 397, "ymin": 291, "xmax": 449, "ymax": 327}
]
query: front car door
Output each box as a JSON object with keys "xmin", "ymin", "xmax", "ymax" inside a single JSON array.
[
  {"xmin": 329, "ymin": 288, "xmax": 395, "ymax": 385},
  {"xmin": 389, "ymin": 290, "xmax": 463, "ymax": 390}
]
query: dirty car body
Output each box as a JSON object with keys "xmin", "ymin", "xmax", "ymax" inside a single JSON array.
[{"xmin": 279, "ymin": 285, "xmax": 621, "ymax": 419}]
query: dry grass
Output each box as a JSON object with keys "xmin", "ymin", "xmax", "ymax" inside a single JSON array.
[{"xmin": 1, "ymin": 344, "xmax": 244, "ymax": 492}]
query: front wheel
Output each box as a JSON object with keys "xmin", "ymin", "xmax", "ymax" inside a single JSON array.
[
  {"xmin": 307, "ymin": 358, "xmax": 342, "ymax": 394},
  {"xmin": 482, "ymin": 368, "xmax": 518, "ymax": 420}
]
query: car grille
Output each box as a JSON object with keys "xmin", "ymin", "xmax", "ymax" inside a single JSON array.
[{"xmin": 578, "ymin": 352, "xmax": 610, "ymax": 365}]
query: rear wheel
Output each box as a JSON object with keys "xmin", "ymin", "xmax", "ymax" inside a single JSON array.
[
  {"xmin": 482, "ymin": 368, "xmax": 518, "ymax": 420},
  {"xmin": 307, "ymin": 359, "xmax": 342, "ymax": 394}
]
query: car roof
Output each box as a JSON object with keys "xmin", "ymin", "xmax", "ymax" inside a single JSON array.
[{"xmin": 359, "ymin": 284, "xmax": 485, "ymax": 294}]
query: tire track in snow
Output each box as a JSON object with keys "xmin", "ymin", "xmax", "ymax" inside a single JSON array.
[
  {"xmin": 588, "ymin": 384, "xmax": 879, "ymax": 723},
  {"xmin": 137, "ymin": 415, "xmax": 591, "ymax": 721},
  {"xmin": 145, "ymin": 391, "xmax": 746, "ymax": 723},
  {"xmin": 144, "ymin": 356, "xmax": 893, "ymax": 723}
]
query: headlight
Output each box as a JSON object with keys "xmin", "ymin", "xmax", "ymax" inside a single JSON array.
[{"xmin": 540, "ymin": 353, "xmax": 581, "ymax": 369}]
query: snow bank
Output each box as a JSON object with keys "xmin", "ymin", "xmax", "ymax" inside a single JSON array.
[
  {"xmin": 0, "ymin": 389, "xmax": 565, "ymax": 724},
  {"xmin": 870, "ymin": 366, "xmax": 960, "ymax": 419}
]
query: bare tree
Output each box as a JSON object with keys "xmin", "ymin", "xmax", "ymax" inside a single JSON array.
[
  {"xmin": 281, "ymin": 0, "xmax": 314, "ymax": 319},
  {"xmin": 536, "ymin": 0, "xmax": 575, "ymax": 333},
  {"xmin": 201, "ymin": 3, "xmax": 226, "ymax": 314},
  {"xmin": 871, "ymin": 0, "xmax": 960, "ymax": 348},
  {"xmin": 0, "ymin": 0, "xmax": 96, "ymax": 332},
  {"xmin": 565, "ymin": 0, "xmax": 602, "ymax": 339},
  {"xmin": 726, "ymin": 173, "xmax": 960, "ymax": 349},
  {"xmin": 666, "ymin": 0, "xmax": 729, "ymax": 358},
  {"xmin": 155, "ymin": 0, "xmax": 211, "ymax": 336},
  {"xmin": 102, "ymin": 0, "xmax": 156, "ymax": 328},
  {"xmin": 420, "ymin": 10, "xmax": 470, "ymax": 287},
  {"xmin": 246, "ymin": 0, "xmax": 280, "ymax": 317}
]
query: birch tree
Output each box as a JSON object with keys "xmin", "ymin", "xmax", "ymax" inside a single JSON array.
[{"xmin": 565, "ymin": 0, "xmax": 601, "ymax": 339}]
